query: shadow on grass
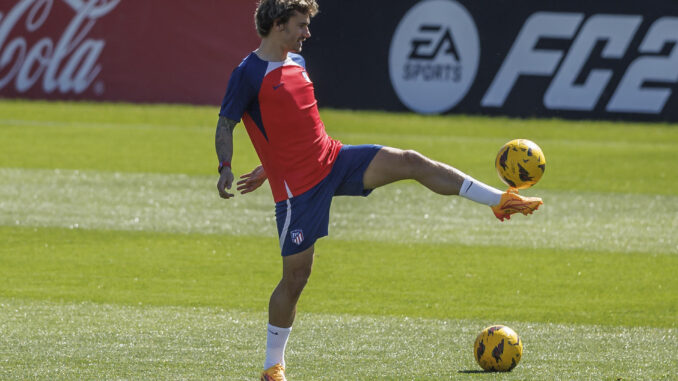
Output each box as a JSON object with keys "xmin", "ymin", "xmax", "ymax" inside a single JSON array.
[{"xmin": 457, "ymin": 370, "xmax": 490, "ymax": 374}]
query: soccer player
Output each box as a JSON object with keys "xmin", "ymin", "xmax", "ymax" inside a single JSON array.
[{"xmin": 215, "ymin": 1, "xmax": 543, "ymax": 379}]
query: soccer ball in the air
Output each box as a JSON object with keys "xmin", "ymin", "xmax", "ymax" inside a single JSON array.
[
  {"xmin": 495, "ymin": 139, "xmax": 546, "ymax": 189},
  {"xmin": 474, "ymin": 325, "xmax": 523, "ymax": 372}
]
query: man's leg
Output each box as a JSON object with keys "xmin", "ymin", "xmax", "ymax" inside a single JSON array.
[
  {"xmin": 269, "ymin": 245, "xmax": 314, "ymax": 327},
  {"xmin": 362, "ymin": 147, "xmax": 467, "ymax": 194},
  {"xmin": 264, "ymin": 245, "xmax": 314, "ymax": 371},
  {"xmin": 362, "ymin": 147, "xmax": 542, "ymax": 220}
]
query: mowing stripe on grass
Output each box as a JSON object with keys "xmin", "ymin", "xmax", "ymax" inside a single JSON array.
[
  {"xmin": 0, "ymin": 298, "xmax": 675, "ymax": 380},
  {"xmin": 3, "ymin": 225, "xmax": 676, "ymax": 327},
  {"xmin": 3, "ymin": 118, "xmax": 675, "ymax": 152},
  {"xmin": 2, "ymin": 168, "xmax": 677, "ymax": 254},
  {"xmin": 0, "ymin": 119, "xmax": 198, "ymax": 131}
]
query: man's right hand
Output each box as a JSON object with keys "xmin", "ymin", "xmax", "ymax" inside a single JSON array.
[
  {"xmin": 236, "ymin": 165, "xmax": 267, "ymax": 195},
  {"xmin": 217, "ymin": 168, "xmax": 235, "ymax": 199}
]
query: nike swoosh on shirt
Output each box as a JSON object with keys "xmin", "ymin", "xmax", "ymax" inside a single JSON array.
[{"xmin": 273, "ymin": 83, "xmax": 284, "ymax": 90}]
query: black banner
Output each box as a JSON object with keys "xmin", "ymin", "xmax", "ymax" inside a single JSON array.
[{"xmin": 304, "ymin": 0, "xmax": 678, "ymax": 121}]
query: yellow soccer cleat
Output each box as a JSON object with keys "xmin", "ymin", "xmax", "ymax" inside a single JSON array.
[
  {"xmin": 491, "ymin": 188, "xmax": 543, "ymax": 221},
  {"xmin": 261, "ymin": 363, "xmax": 286, "ymax": 381}
]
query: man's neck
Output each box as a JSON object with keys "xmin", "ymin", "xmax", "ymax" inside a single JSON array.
[{"xmin": 255, "ymin": 39, "xmax": 288, "ymax": 62}]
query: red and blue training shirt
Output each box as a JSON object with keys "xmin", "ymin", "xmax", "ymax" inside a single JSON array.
[{"xmin": 219, "ymin": 52, "xmax": 342, "ymax": 203}]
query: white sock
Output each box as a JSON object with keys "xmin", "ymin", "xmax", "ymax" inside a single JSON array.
[
  {"xmin": 264, "ymin": 323, "xmax": 292, "ymax": 369},
  {"xmin": 459, "ymin": 177, "xmax": 503, "ymax": 206}
]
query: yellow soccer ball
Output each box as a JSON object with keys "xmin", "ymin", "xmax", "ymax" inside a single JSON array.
[
  {"xmin": 495, "ymin": 139, "xmax": 546, "ymax": 189},
  {"xmin": 474, "ymin": 325, "xmax": 523, "ymax": 372}
]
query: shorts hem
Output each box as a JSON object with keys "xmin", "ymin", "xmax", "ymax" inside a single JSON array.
[{"xmin": 281, "ymin": 235, "xmax": 322, "ymax": 256}]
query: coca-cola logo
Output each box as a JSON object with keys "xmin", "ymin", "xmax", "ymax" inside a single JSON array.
[{"xmin": 0, "ymin": 0, "xmax": 119, "ymax": 95}]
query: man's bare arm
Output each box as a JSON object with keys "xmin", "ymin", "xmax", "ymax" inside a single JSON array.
[{"xmin": 216, "ymin": 116, "xmax": 238, "ymax": 199}]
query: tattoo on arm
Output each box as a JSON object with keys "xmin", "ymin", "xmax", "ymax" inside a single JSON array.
[{"xmin": 215, "ymin": 116, "xmax": 237, "ymax": 164}]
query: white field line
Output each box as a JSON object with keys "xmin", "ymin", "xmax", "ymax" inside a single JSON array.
[{"xmin": 1, "ymin": 168, "xmax": 677, "ymax": 254}]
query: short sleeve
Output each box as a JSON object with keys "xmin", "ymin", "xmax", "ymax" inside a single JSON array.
[{"xmin": 219, "ymin": 66, "xmax": 256, "ymax": 121}]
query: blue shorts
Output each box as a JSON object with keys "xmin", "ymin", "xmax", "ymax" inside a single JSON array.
[{"xmin": 275, "ymin": 144, "xmax": 382, "ymax": 256}]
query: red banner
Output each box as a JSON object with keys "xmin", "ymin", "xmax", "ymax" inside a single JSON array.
[{"xmin": 0, "ymin": 0, "xmax": 260, "ymax": 104}]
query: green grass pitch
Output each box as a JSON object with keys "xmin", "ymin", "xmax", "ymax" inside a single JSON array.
[{"xmin": 0, "ymin": 99, "xmax": 677, "ymax": 380}]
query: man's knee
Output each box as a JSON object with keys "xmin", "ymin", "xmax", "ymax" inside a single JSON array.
[
  {"xmin": 401, "ymin": 149, "xmax": 424, "ymax": 164},
  {"xmin": 282, "ymin": 265, "xmax": 311, "ymax": 297},
  {"xmin": 400, "ymin": 149, "xmax": 427, "ymax": 176},
  {"xmin": 363, "ymin": 147, "xmax": 432, "ymax": 189}
]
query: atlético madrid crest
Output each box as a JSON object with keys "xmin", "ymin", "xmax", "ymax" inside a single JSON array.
[{"xmin": 290, "ymin": 229, "xmax": 304, "ymax": 245}]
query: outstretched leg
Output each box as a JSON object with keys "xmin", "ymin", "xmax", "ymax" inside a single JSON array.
[
  {"xmin": 362, "ymin": 147, "xmax": 542, "ymax": 220},
  {"xmin": 363, "ymin": 147, "xmax": 468, "ymax": 194}
]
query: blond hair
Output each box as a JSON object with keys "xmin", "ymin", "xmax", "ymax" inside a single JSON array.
[{"xmin": 254, "ymin": 0, "xmax": 319, "ymax": 37}]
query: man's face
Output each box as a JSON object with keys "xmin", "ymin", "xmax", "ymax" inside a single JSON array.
[{"xmin": 278, "ymin": 11, "xmax": 311, "ymax": 53}]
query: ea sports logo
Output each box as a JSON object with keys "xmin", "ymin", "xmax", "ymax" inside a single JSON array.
[{"xmin": 389, "ymin": 0, "xmax": 480, "ymax": 114}]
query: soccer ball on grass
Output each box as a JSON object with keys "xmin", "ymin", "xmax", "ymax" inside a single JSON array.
[
  {"xmin": 495, "ymin": 139, "xmax": 546, "ymax": 189},
  {"xmin": 474, "ymin": 325, "xmax": 523, "ymax": 372}
]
